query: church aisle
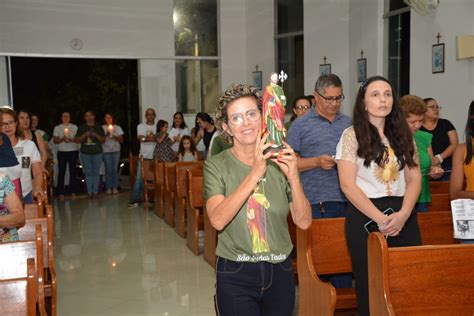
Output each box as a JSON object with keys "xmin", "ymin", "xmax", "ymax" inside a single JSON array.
[{"xmin": 54, "ymin": 193, "xmax": 215, "ymax": 316}]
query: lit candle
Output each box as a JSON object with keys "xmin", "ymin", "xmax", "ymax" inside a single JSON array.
[
  {"xmin": 64, "ymin": 127, "xmax": 69, "ymax": 138},
  {"xmin": 107, "ymin": 124, "xmax": 114, "ymax": 137}
]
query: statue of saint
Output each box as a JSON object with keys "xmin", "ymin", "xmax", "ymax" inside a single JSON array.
[{"xmin": 262, "ymin": 72, "xmax": 287, "ymax": 153}]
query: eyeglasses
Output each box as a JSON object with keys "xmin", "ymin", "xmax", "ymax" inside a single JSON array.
[
  {"xmin": 427, "ymin": 105, "xmax": 442, "ymax": 110},
  {"xmin": 315, "ymin": 91, "xmax": 345, "ymax": 104},
  {"xmin": 227, "ymin": 109, "xmax": 261, "ymax": 126},
  {"xmin": 295, "ymin": 105, "xmax": 310, "ymax": 111},
  {"xmin": 1, "ymin": 120, "xmax": 15, "ymax": 127}
]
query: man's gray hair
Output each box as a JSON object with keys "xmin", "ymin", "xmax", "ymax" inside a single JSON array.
[{"xmin": 314, "ymin": 74, "xmax": 343, "ymax": 94}]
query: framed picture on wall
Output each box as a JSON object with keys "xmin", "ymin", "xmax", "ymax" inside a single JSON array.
[
  {"xmin": 252, "ymin": 70, "xmax": 262, "ymax": 90},
  {"xmin": 357, "ymin": 58, "xmax": 367, "ymax": 82},
  {"xmin": 319, "ymin": 64, "xmax": 331, "ymax": 76},
  {"xmin": 432, "ymin": 43, "xmax": 445, "ymax": 73}
]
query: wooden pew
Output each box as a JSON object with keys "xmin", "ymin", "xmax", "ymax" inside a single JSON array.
[
  {"xmin": 0, "ymin": 258, "xmax": 36, "ymax": 316},
  {"xmin": 140, "ymin": 156, "xmax": 156, "ymax": 211},
  {"xmin": 428, "ymin": 193, "xmax": 451, "ymax": 212},
  {"xmin": 203, "ymin": 207, "xmax": 217, "ymax": 268},
  {"xmin": 128, "ymin": 153, "xmax": 138, "ymax": 189},
  {"xmin": 428, "ymin": 180, "xmax": 449, "ymax": 194},
  {"xmin": 368, "ymin": 232, "xmax": 474, "ymax": 315},
  {"xmin": 164, "ymin": 162, "xmax": 177, "ymax": 227},
  {"xmin": 0, "ymin": 225, "xmax": 46, "ymax": 315},
  {"xmin": 154, "ymin": 161, "xmax": 165, "ymax": 218},
  {"xmin": 18, "ymin": 211, "xmax": 57, "ymax": 316},
  {"xmin": 174, "ymin": 161, "xmax": 204, "ymax": 238},
  {"xmin": 297, "ymin": 211, "xmax": 457, "ymax": 315},
  {"xmin": 187, "ymin": 169, "xmax": 204, "ymax": 255},
  {"xmin": 24, "ymin": 203, "xmax": 43, "ymax": 219}
]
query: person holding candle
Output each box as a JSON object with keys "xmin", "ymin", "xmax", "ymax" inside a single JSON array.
[
  {"xmin": 53, "ymin": 112, "xmax": 79, "ymax": 199},
  {"xmin": 102, "ymin": 113, "xmax": 124, "ymax": 195},
  {"xmin": 75, "ymin": 110, "xmax": 105, "ymax": 199}
]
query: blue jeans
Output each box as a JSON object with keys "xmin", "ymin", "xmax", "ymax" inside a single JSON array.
[
  {"xmin": 460, "ymin": 239, "xmax": 474, "ymax": 244},
  {"xmin": 311, "ymin": 201, "xmax": 353, "ymax": 289},
  {"xmin": 415, "ymin": 202, "xmax": 429, "ymax": 212},
  {"xmin": 80, "ymin": 152, "xmax": 103, "ymax": 194},
  {"xmin": 57, "ymin": 150, "xmax": 78, "ymax": 195},
  {"xmin": 130, "ymin": 160, "xmax": 142, "ymax": 203},
  {"xmin": 23, "ymin": 192, "xmax": 33, "ymax": 203},
  {"xmin": 215, "ymin": 256, "xmax": 295, "ymax": 316},
  {"xmin": 103, "ymin": 151, "xmax": 120, "ymax": 190}
]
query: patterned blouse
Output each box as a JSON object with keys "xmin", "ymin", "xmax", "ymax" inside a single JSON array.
[
  {"xmin": 0, "ymin": 172, "xmax": 19, "ymax": 242},
  {"xmin": 153, "ymin": 134, "xmax": 176, "ymax": 162}
]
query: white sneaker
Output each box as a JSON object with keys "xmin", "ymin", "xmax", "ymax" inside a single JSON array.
[
  {"xmin": 112, "ymin": 189, "xmax": 119, "ymax": 195},
  {"xmin": 128, "ymin": 202, "xmax": 139, "ymax": 208},
  {"xmin": 106, "ymin": 189, "xmax": 112, "ymax": 195}
]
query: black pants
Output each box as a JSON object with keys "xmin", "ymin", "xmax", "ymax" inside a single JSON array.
[
  {"xmin": 345, "ymin": 196, "xmax": 421, "ymax": 316},
  {"xmin": 57, "ymin": 150, "xmax": 78, "ymax": 195}
]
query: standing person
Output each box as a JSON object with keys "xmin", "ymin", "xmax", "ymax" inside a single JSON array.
[
  {"xmin": 178, "ymin": 135, "xmax": 199, "ymax": 162},
  {"xmin": 17, "ymin": 110, "xmax": 49, "ymax": 170},
  {"xmin": 449, "ymin": 100, "xmax": 474, "ymax": 244},
  {"xmin": 284, "ymin": 96, "xmax": 311, "ymax": 130},
  {"xmin": 0, "ymin": 109, "xmax": 22, "ymax": 198},
  {"xmin": 102, "ymin": 113, "xmax": 124, "ymax": 195},
  {"xmin": 75, "ymin": 110, "xmax": 105, "ymax": 199},
  {"xmin": 420, "ymin": 97, "xmax": 458, "ymax": 180},
  {"xmin": 191, "ymin": 113, "xmax": 206, "ymax": 157},
  {"xmin": 205, "ymin": 84, "xmax": 311, "ymax": 315},
  {"xmin": 337, "ymin": 76, "xmax": 422, "ymax": 316},
  {"xmin": 128, "ymin": 108, "xmax": 156, "ymax": 207},
  {"xmin": 193, "ymin": 112, "xmax": 216, "ymax": 158},
  {"xmin": 168, "ymin": 111, "xmax": 190, "ymax": 153},
  {"xmin": 0, "ymin": 171, "xmax": 25, "ymax": 242},
  {"xmin": 152, "ymin": 120, "xmax": 176, "ymax": 162},
  {"xmin": 30, "ymin": 113, "xmax": 49, "ymax": 142},
  {"xmin": 286, "ymin": 73, "xmax": 352, "ymax": 288},
  {"xmin": 1, "ymin": 108, "xmax": 44, "ymax": 203},
  {"xmin": 400, "ymin": 95, "xmax": 443, "ymax": 212},
  {"xmin": 53, "ymin": 112, "xmax": 79, "ymax": 199}
]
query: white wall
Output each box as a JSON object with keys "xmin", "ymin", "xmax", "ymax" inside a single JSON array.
[
  {"xmin": 0, "ymin": 0, "xmax": 174, "ymax": 58},
  {"xmin": 304, "ymin": 0, "xmax": 352, "ymax": 115},
  {"xmin": 410, "ymin": 0, "xmax": 474, "ymax": 138}
]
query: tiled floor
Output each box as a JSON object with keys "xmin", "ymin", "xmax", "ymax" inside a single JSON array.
[{"xmin": 54, "ymin": 193, "xmax": 216, "ymax": 316}]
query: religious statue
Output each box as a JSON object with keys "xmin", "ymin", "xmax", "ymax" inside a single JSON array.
[{"xmin": 262, "ymin": 71, "xmax": 287, "ymax": 153}]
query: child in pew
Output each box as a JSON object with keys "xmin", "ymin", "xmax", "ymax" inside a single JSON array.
[
  {"xmin": 153, "ymin": 120, "xmax": 176, "ymax": 162},
  {"xmin": 178, "ymin": 135, "xmax": 199, "ymax": 162},
  {"xmin": 336, "ymin": 76, "xmax": 422, "ymax": 316},
  {"xmin": 449, "ymin": 100, "xmax": 474, "ymax": 244},
  {"xmin": 0, "ymin": 172, "xmax": 25, "ymax": 242}
]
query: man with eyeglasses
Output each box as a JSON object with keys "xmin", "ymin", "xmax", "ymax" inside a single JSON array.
[{"xmin": 286, "ymin": 73, "xmax": 352, "ymax": 288}]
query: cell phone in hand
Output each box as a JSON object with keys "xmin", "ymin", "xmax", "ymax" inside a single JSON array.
[{"xmin": 364, "ymin": 208, "xmax": 395, "ymax": 234}]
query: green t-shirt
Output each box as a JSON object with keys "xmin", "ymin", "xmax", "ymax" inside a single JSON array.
[
  {"xmin": 204, "ymin": 149, "xmax": 293, "ymax": 264},
  {"xmin": 210, "ymin": 134, "xmax": 232, "ymax": 157},
  {"xmin": 77, "ymin": 123, "xmax": 105, "ymax": 154},
  {"xmin": 415, "ymin": 130, "xmax": 433, "ymax": 203}
]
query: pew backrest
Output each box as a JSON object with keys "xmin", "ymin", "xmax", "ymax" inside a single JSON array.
[
  {"xmin": 417, "ymin": 211, "xmax": 457, "ymax": 245},
  {"xmin": 368, "ymin": 232, "xmax": 474, "ymax": 315},
  {"xmin": 176, "ymin": 162, "xmax": 204, "ymax": 199},
  {"xmin": 428, "ymin": 181, "xmax": 449, "ymax": 194},
  {"xmin": 187, "ymin": 169, "xmax": 204, "ymax": 209}
]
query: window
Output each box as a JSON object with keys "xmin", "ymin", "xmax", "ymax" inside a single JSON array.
[
  {"xmin": 275, "ymin": 0, "xmax": 304, "ymax": 111},
  {"xmin": 173, "ymin": 0, "xmax": 219, "ymax": 114},
  {"xmin": 385, "ymin": 0, "xmax": 410, "ymax": 96}
]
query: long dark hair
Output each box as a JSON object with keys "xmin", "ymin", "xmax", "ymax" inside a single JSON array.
[
  {"xmin": 156, "ymin": 120, "xmax": 168, "ymax": 135},
  {"xmin": 178, "ymin": 135, "xmax": 197, "ymax": 156},
  {"xmin": 289, "ymin": 96, "xmax": 311, "ymax": 122},
  {"xmin": 353, "ymin": 76, "xmax": 416, "ymax": 169},
  {"xmin": 172, "ymin": 111, "xmax": 187, "ymax": 129},
  {"xmin": 464, "ymin": 101, "xmax": 474, "ymax": 164}
]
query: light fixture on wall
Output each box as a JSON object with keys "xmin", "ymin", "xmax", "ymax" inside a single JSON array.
[{"xmin": 404, "ymin": 0, "xmax": 439, "ymax": 16}]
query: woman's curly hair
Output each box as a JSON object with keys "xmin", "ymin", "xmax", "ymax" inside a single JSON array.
[{"xmin": 214, "ymin": 84, "xmax": 261, "ymax": 144}]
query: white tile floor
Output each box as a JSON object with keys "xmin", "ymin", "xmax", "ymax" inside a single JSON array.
[{"xmin": 54, "ymin": 193, "xmax": 216, "ymax": 316}]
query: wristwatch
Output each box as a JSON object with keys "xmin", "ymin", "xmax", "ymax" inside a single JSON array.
[{"xmin": 435, "ymin": 154, "xmax": 443, "ymax": 163}]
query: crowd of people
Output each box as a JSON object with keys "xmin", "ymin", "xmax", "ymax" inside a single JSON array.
[{"xmin": 0, "ymin": 72, "xmax": 472, "ymax": 315}]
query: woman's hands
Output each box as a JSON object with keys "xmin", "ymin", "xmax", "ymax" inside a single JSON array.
[
  {"xmin": 251, "ymin": 131, "xmax": 274, "ymax": 180},
  {"xmin": 378, "ymin": 210, "xmax": 409, "ymax": 236},
  {"xmin": 271, "ymin": 141, "xmax": 299, "ymax": 183}
]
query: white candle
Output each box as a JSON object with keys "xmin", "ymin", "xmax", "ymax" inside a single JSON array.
[
  {"xmin": 64, "ymin": 127, "xmax": 69, "ymax": 138},
  {"xmin": 107, "ymin": 124, "xmax": 114, "ymax": 137}
]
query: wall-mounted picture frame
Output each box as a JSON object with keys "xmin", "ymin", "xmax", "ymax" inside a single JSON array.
[
  {"xmin": 319, "ymin": 64, "xmax": 331, "ymax": 76},
  {"xmin": 252, "ymin": 70, "xmax": 262, "ymax": 90},
  {"xmin": 357, "ymin": 58, "xmax": 367, "ymax": 82},
  {"xmin": 432, "ymin": 43, "xmax": 445, "ymax": 73}
]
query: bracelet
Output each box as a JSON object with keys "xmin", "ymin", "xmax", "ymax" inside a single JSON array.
[{"xmin": 435, "ymin": 154, "xmax": 443, "ymax": 163}]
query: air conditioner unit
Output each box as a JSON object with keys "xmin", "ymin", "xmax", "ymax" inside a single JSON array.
[{"xmin": 456, "ymin": 35, "xmax": 474, "ymax": 60}]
